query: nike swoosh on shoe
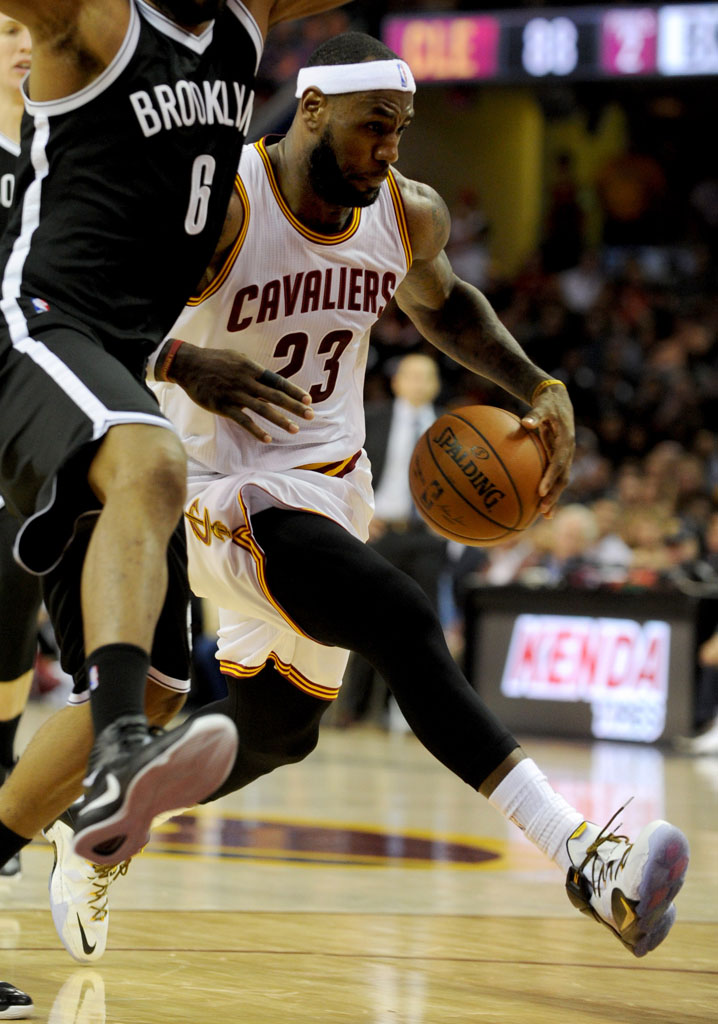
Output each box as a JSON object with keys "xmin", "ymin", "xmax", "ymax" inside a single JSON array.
[
  {"xmin": 79, "ymin": 774, "xmax": 121, "ymax": 816},
  {"xmin": 76, "ymin": 914, "xmax": 97, "ymax": 956}
]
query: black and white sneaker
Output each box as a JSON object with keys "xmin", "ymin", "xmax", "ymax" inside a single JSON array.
[
  {"xmin": 73, "ymin": 714, "xmax": 237, "ymax": 865},
  {"xmin": 0, "ymin": 982, "xmax": 33, "ymax": 1019}
]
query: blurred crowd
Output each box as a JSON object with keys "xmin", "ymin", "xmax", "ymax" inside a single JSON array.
[
  {"xmin": 368, "ymin": 257, "xmax": 718, "ymax": 606},
  {"xmin": 360, "ymin": 143, "xmax": 718, "ymax": 603}
]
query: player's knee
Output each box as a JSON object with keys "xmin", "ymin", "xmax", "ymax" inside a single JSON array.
[
  {"xmin": 271, "ymin": 722, "xmax": 321, "ymax": 765},
  {"xmin": 203, "ymin": 708, "xmax": 325, "ymax": 803},
  {"xmin": 144, "ymin": 681, "xmax": 187, "ymax": 726},
  {"xmin": 148, "ymin": 442, "xmax": 187, "ymax": 514},
  {"xmin": 131, "ymin": 437, "xmax": 187, "ymax": 520},
  {"xmin": 207, "ymin": 727, "xmax": 320, "ymax": 801},
  {"xmin": 249, "ymin": 719, "xmax": 322, "ymax": 772},
  {"xmin": 89, "ymin": 425, "xmax": 187, "ymax": 517}
]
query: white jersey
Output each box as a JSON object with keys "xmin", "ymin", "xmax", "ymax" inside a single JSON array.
[{"xmin": 155, "ymin": 137, "xmax": 412, "ymax": 477}]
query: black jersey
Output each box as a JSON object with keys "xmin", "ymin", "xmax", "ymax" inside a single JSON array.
[
  {"xmin": 0, "ymin": 132, "xmax": 20, "ymax": 236},
  {"xmin": 0, "ymin": 0, "xmax": 261, "ymax": 369}
]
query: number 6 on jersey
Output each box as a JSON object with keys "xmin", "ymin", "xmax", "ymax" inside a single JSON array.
[{"xmin": 185, "ymin": 154, "xmax": 216, "ymax": 236}]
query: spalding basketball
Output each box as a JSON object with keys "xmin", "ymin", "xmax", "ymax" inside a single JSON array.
[{"xmin": 409, "ymin": 405, "xmax": 548, "ymax": 546}]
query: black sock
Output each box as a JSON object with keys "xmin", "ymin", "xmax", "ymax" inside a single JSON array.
[
  {"xmin": 0, "ymin": 713, "xmax": 21, "ymax": 767},
  {"xmin": 85, "ymin": 643, "xmax": 150, "ymax": 737},
  {"xmin": 0, "ymin": 820, "xmax": 31, "ymax": 867}
]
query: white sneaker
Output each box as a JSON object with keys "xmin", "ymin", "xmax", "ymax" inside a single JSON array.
[
  {"xmin": 44, "ymin": 818, "xmax": 129, "ymax": 963},
  {"xmin": 565, "ymin": 809, "xmax": 689, "ymax": 957}
]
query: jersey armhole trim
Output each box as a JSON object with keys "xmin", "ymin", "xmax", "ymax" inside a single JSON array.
[
  {"xmin": 386, "ymin": 170, "xmax": 413, "ymax": 271},
  {"xmin": 187, "ymin": 172, "xmax": 249, "ymax": 306},
  {"xmin": 227, "ymin": 0, "xmax": 264, "ymax": 74}
]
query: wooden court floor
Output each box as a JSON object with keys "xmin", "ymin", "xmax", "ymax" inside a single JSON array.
[{"xmin": 2, "ymin": 701, "xmax": 716, "ymax": 1023}]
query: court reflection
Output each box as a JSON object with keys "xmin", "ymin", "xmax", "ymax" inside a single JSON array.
[{"xmin": 49, "ymin": 970, "xmax": 105, "ymax": 1024}]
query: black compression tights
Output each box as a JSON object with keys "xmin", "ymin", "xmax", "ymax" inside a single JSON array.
[
  {"xmin": 195, "ymin": 661, "xmax": 329, "ymax": 801},
  {"xmin": 250, "ymin": 507, "xmax": 519, "ymax": 790}
]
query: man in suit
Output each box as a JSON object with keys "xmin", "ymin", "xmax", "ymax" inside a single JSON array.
[{"xmin": 337, "ymin": 352, "xmax": 448, "ymax": 727}]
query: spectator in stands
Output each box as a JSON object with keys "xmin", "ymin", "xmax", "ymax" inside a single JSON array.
[
  {"xmin": 522, "ymin": 504, "xmax": 600, "ymax": 587},
  {"xmin": 587, "ymin": 497, "xmax": 633, "ymax": 583},
  {"xmin": 676, "ymin": 628, "xmax": 718, "ymax": 755},
  {"xmin": 446, "ymin": 187, "xmax": 491, "ymax": 290},
  {"xmin": 558, "ymin": 249, "xmax": 607, "ymax": 316},
  {"xmin": 542, "ymin": 150, "xmax": 586, "ymax": 272},
  {"xmin": 596, "ymin": 137, "xmax": 668, "ymax": 245}
]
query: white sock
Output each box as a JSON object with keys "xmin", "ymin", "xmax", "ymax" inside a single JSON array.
[{"xmin": 487, "ymin": 758, "xmax": 585, "ymax": 873}]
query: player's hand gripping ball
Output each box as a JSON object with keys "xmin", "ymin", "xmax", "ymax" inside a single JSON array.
[{"xmin": 409, "ymin": 405, "xmax": 548, "ymax": 546}]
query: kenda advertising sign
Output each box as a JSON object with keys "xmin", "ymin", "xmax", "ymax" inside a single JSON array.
[{"xmin": 500, "ymin": 614, "xmax": 670, "ymax": 742}]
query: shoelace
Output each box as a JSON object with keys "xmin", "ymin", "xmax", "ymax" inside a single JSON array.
[
  {"xmin": 87, "ymin": 718, "xmax": 151, "ymax": 773},
  {"xmin": 119, "ymin": 723, "xmax": 153, "ymax": 750},
  {"xmin": 577, "ymin": 800, "xmax": 634, "ymax": 897},
  {"xmin": 86, "ymin": 860, "xmax": 131, "ymax": 921}
]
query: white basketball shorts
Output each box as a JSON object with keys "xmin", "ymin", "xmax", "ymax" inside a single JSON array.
[{"xmin": 184, "ymin": 453, "xmax": 373, "ymax": 698}]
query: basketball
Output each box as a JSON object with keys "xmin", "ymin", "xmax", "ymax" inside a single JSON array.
[{"xmin": 409, "ymin": 405, "xmax": 548, "ymax": 546}]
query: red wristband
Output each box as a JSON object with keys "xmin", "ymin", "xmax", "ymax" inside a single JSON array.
[{"xmin": 158, "ymin": 338, "xmax": 184, "ymax": 382}]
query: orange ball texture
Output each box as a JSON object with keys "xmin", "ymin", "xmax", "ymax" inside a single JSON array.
[{"xmin": 409, "ymin": 405, "xmax": 548, "ymax": 546}]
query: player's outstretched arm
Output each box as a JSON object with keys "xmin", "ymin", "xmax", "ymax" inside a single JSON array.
[
  {"xmin": 247, "ymin": 0, "xmax": 349, "ymax": 36},
  {"xmin": 393, "ymin": 172, "xmax": 574, "ymax": 514},
  {"xmin": 1, "ymin": 0, "xmax": 131, "ymax": 99},
  {"xmin": 155, "ymin": 339, "xmax": 314, "ymax": 444},
  {"xmin": 0, "ymin": 1, "xmax": 60, "ymax": 25}
]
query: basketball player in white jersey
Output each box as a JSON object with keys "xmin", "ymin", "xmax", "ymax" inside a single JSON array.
[{"xmin": 140, "ymin": 33, "xmax": 689, "ymax": 960}]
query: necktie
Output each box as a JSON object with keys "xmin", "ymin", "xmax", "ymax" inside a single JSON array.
[{"xmin": 408, "ymin": 414, "xmax": 425, "ymax": 521}]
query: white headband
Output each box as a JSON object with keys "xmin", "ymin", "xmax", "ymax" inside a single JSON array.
[{"xmin": 295, "ymin": 59, "xmax": 416, "ymax": 99}]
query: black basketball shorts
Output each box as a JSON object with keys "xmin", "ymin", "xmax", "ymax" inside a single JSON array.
[
  {"xmin": 42, "ymin": 514, "xmax": 192, "ymax": 701},
  {"xmin": 0, "ymin": 312, "xmax": 175, "ymax": 575},
  {"xmin": 0, "ymin": 503, "xmax": 43, "ymax": 680}
]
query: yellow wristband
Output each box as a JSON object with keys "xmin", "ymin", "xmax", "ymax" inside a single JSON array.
[{"xmin": 531, "ymin": 378, "xmax": 566, "ymax": 405}]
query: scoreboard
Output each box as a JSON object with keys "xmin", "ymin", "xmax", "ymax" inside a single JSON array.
[{"xmin": 382, "ymin": 5, "xmax": 718, "ymax": 83}]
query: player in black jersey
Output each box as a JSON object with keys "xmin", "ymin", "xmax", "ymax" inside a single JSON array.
[
  {"xmin": 0, "ymin": 12, "xmax": 28, "ymax": 226},
  {"xmin": 0, "ymin": 11, "xmax": 40, "ymax": 889},
  {"xmin": 0, "ymin": 0, "xmax": 348, "ymax": 874},
  {"xmin": 0, "ymin": 11, "xmax": 37, "ymax": 1011}
]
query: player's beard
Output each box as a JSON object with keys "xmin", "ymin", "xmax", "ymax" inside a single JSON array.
[
  {"xmin": 154, "ymin": 0, "xmax": 226, "ymax": 25},
  {"xmin": 308, "ymin": 129, "xmax": 384, "ymax": 209}
]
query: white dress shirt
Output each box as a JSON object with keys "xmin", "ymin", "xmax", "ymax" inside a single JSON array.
[{"xmin": 372, "ymin": 399, "xmax": 436, "ymax": 522}]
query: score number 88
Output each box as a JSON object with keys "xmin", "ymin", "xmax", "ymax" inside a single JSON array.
[{"xmin": 522, "ymin": 17, "xmax": 579, "ymax": 77}]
